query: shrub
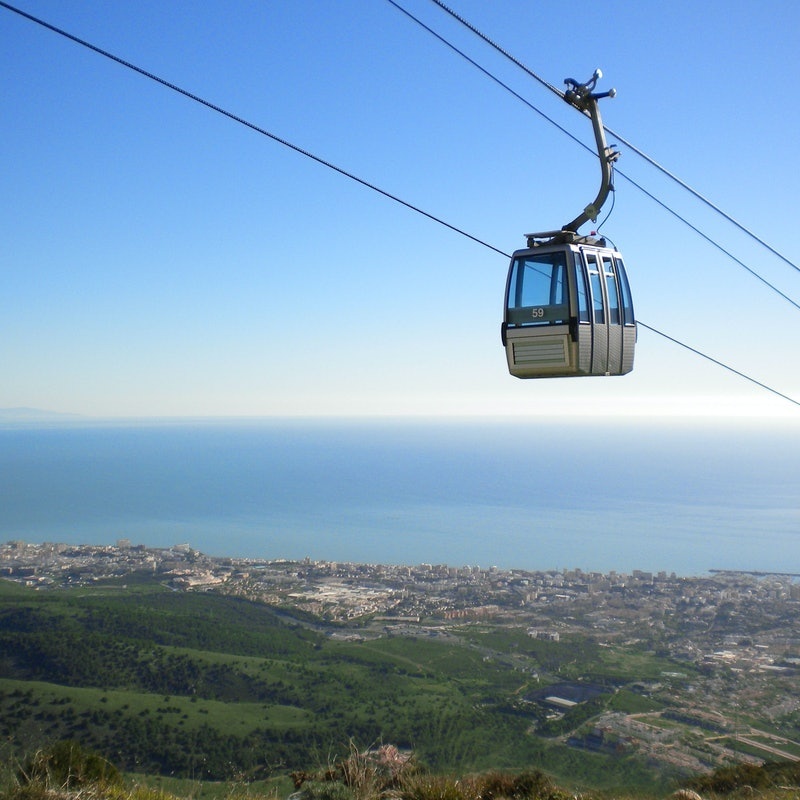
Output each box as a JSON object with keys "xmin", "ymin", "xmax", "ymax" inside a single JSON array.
[
  {"xmin": 398, "ymin": 773, "xmax": 471, "ymax": 800},
  {"xmin": 19, "ymin": 741, "xmax": 122, "ymax": 790},
  {"xmin": 293, "ymin": 781, "xmax": 356, "ymax": 800},
  {"xmin": 476, "ymin": 770, "xmax": 555, "ymax": 800}
]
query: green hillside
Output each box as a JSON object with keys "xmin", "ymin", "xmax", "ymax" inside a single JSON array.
[
  {"xmin": 0, "ymin": 576, "xmax": 788, "ymax": 796},
  {"xmin": 0, "ymin": 579, "xmax": 653, "ymax": 791}
]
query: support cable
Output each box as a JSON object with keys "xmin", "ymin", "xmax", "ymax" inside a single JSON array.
[
  {"xmin": 605, "ymin": 129, "xmax": 800, "ymax": 276},
  {"xmin": 637, "ymin": 323, "xmax": 800, "ymax": 409},
  {"xmin": 389, "ymin": 0, "xmax": 800, "ymax": 310},
  {"xmin": 427, "ymin": 0, "xmax": 800, "ymax": 276},
  {"xmin": 426, "ymin": 0, "xmax": 566, "ymax": 100},
  {"xmin": 0, "ymin": 0, "xmax": 507, "ymax": 259},
  {"xmin": 2, "ymin": 1, "xmax": 797, "ymax": 409}
]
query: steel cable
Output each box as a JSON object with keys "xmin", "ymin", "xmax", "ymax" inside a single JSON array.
[{"xmin": 428, "ymin": 0, "xmax": 800, "ymax": 276}]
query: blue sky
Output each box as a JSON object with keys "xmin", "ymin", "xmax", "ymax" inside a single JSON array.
[{"xmin": 3, "ymin": 0, "xmax": 800, "ymax": 419}]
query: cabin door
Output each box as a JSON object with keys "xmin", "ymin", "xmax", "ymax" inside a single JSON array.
[
  {"xmin": 601, "ymin": 253, "xmax": 624, "ymax": 374},
  {"xmin": 584, "ymin": 252, "xmax": 608, "ymax": 374}
]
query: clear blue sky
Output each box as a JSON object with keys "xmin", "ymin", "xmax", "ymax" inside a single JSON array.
[{"xmin": 3, "ymin": 0, "xmax": 800, "ymax": 419}]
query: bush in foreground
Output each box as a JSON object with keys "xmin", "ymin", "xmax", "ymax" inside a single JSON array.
[
  {"xmin": 18, "ymin": 742, "xmax": 122, "ymax": 791},
  {"xmin": 5, "ymin": 740, "xmax": 800, "ymax": 800},
  {"xmin": 291, "ymin": 745, "xmax": 575, "ymax": 800}
]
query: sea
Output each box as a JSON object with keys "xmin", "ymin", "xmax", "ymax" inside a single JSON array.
[{"xmin": 1, "ymin": 417, "xmax": 798, "ymax": 577}]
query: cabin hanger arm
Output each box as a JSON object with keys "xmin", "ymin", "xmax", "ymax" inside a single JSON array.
[{"xmin": 561, "ymin": 69, "xmax": 620, "ymax": 235}]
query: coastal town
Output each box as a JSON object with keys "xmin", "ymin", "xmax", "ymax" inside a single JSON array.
[
  {"xmin": 3, "ymin": 538, "xmax": 799, "ymax": 677},
  {"xmin": 2, "ymin": 538, "xmax": 798, "ymax": 644},
  {"xmin": 2, "ymin": 539, "xmax": 799, "ymax": 776}
]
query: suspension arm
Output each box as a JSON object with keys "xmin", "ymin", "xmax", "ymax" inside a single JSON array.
[{"xmin": 561, "ymin": 70, "xmax": 619, "ymax": 235}]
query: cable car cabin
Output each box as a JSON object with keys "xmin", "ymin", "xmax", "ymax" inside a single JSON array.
[{"xmin": 502, "ymin": 236, "xmax": 635, "ymax": 378}]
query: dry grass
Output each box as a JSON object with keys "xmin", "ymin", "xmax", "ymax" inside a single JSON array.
[{"xmin": 3, "ymin": 741, "xmax": 800, "ymax": 800}]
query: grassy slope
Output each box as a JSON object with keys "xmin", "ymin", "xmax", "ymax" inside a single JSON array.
[{"xmin": 0, "ymin": 579, "xmax": 709, "ymax": 793}]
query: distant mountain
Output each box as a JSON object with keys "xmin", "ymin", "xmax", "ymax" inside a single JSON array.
[{"xmin": 0, "ymin": 407, "xmax": 83, "ymax": 422}]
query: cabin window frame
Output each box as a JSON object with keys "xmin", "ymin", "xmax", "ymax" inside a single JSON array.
[
  {"xmin": 573, "ymin": 250, "xmax": 591, "ymax": 324},
  {"xmin": 584, "ymin": 252, "xmax": 605, "ymax": 325},
  {"xmin": 615, "ymin": 255, "xmax": 636, "ymax": 326},
  {"xmin": 602, "ymin": 254, "xmax": 622, "ymax": 326},
  {"xmin": 505, "ymin": 250, "xmax": 571, "ymax": 327}
]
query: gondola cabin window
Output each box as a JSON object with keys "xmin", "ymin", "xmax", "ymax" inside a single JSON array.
[
  {"xmin": 616, "ymin": 256, "xmax": 635, "ymax": 325},
  {"xmin": 602, "ymin": 254, "xmax": 621, "ymax": 325},
  {"xmin": 574, "ymin": 251, "xmax": 590, "ymax": 323},
  {"xmin": 506, "ymin": 251, "xmax": 570, "ymax": 326},
  {"xmin": 585, "ymin": 253, "xmax": 605, "ymax": 324}
]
